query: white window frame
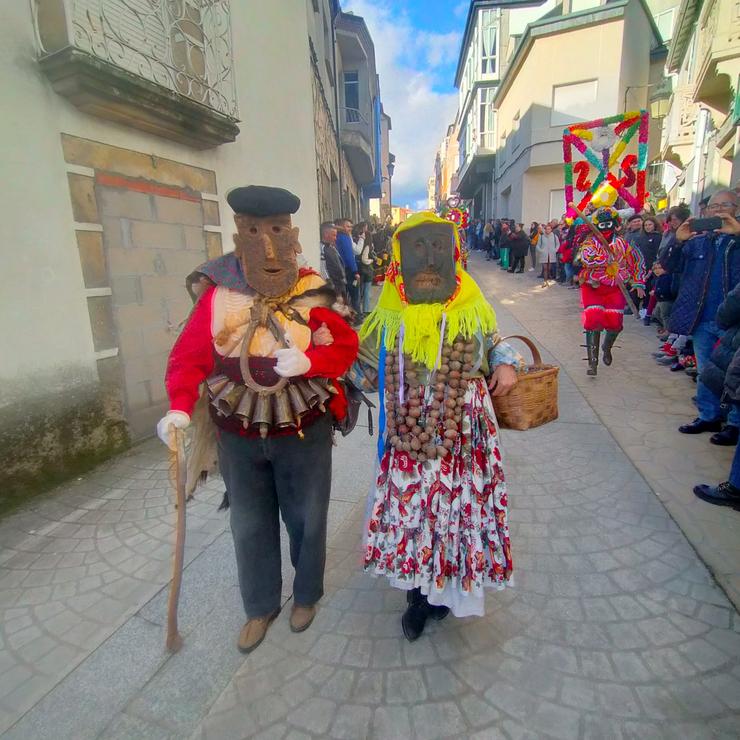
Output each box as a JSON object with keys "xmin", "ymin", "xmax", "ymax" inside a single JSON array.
[
  {"xmin": 549, "ymin": 189, "xmax": 566, "ymax": 221},
  {"xmin": 550, "ymin": 79, "xmax": 599, "ymax": 127},
  {"xmin": 654, "ymin": 8, "xmax": 675, "ymax": 42},
  {"xmin": 479, "ymin": 8, "xmax": 497, "ymax": 77}
]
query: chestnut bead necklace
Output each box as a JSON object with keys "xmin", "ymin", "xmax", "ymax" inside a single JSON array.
[{"xmin": 384, "ymin": 336, "xmax": 476, "ymax": 461}]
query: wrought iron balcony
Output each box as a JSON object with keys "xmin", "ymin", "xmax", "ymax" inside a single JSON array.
[
  {"xmin": 344, "ymin": 107, "xmax": 368, "ymax": 125},
  {"xmin": 341, "ymin": 105, "xmax": 374, "ymax": 184},
  {"xmin": 32, "ymin": 0, "xmax": 239, "ymax": 148}
]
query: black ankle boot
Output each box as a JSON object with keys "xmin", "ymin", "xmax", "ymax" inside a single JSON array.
[
  {"xmin": 402, "ymin": 588, "xmax": 430, "ymax": 642},
  {"xmin": 602, "ymin": 331, "xmax": 619, "ymax": 366},
  {"xmin": 427, "ymin": 602, "xmax": 450, "ymax": 621},
  {"xmin": 586, "ymin": 331, "xmax": 600, "ymax": 376}
]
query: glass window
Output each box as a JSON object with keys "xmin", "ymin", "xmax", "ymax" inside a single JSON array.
[
  {"xmin": 479, "ymin": 88, "xmax": 496, "ymax": 149},
  {"xmin": 344, "ymin": 71, "xmax": 359, "ymax": 119},
  {"xmin": 459, "ymin": 122, "xmax": 468, "ymax": 167},
  {"xmin": 551, "ymin": 79, "xmax": 599, "ymax": 126},
  {"xmin": 570, "ymin": 0, "xmax": 601, "ymax": 12},
  {"xmin": 655, "ymin": 8, "xmax": 675, "ymax": 41},
  {"xmin": 480, "ymin": 9, "xmax": 497, "ymax": 76},
  {"xmin": 549, "ymin": 189, "xmax": 565, "ymax": 221}
]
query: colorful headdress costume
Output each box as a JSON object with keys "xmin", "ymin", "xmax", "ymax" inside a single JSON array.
[
  {"xmin": 360, "ymin": 211, "xmax": 496, "ymax": 369},
  {"xmin": 591, "ymin": 206, "xmax": 621, "ymax": 239}
]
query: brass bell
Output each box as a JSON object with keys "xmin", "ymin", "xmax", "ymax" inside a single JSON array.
[
  {"xmin": 319, "ymin": 378, "xmax": 339, "ymax": 395},
  {"xmin": 296, "ymin": 379, "xmax": 319, "ymax": 407},
  {"xmin": 234, "ymin": 388, "xmax": 257, "ymax": 428},
  {"xmin": 252, "ymin": 393, "xmax": 273, "ymax": 439},
  {"xmin": 217, "ymin": 384, "xmax": 246, "ymax": 416},
  {"xmin": 273, "ymin": 388, "xmax": 296, "ymax": 429},
  {"xmin": 287, "ymin": 383, "xmax": 309, "ymax": 418},
  {"xmin": 307, "ymin": 379, "xmax": 331, "ymax": 412},
  {"xmin": 212, "ymin": 381, "xmax": 236, "ymax": 416},
  {"xmin": 206, "ymin": 374, "xmax": 230, "ymax": 398}
]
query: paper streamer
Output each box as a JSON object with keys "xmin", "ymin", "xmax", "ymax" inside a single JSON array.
[
  {"xmin": 398, "ymin": 323, "xmax": 405, "ymax": 406},
  {"xmin": 377, "ymin": 329, "xmax": 387, "ymax": 462},
  {"xmin": 563, "ymin": 110, "xmax": 649, "ymax": 214}
]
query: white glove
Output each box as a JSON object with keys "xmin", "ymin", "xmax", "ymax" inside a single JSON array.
[
  {"xmin": 156, "ymin": 411, "xmax": 190, "ymax": 450},
  {"xmin": 274, "ymin": 346, "xmax": 311, "ymax": 378}
]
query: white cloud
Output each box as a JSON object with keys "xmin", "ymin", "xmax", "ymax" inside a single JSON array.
[
  {"xmin": 342, "ymin": 0, "xmax": 460, "ymax": 207},
  {"xmin": 453, "ymin": 1, "xmax": 470, "ymax": 19},
  {"xmin": 419, "ymin": 31, "xmax": 461, "ymax": 68}
]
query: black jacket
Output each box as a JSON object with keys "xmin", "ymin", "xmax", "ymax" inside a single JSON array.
[
  {"xmin": 508, "ymin": 232, "xmax": 530, "ymax": 258},
  {"xmin": 700, "ymin": 281, "xmax": 740, "ymax": 401},
  {"xmin": 321, "ymin": 241, "xmax": 347, "ymax": 297},
  {"xmin": 635, "ymin": 231, "xmax": 661, "ymax": 271}
]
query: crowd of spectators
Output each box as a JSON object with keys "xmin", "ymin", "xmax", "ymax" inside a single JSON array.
[
  {"xmin": 467, "ymin": 188, "xmax": 740, "ymax": 509},
  {"xmin": 319, "ymin": 217, "xmax": 393, "ymax": 326}
]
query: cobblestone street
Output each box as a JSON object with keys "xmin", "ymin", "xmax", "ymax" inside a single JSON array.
[{"xmin": 2, "ymin": 256, "xmax": 740, "ymax": 739}]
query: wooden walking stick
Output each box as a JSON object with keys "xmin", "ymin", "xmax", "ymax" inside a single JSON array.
[
  {"xmin": 166, "ymin": 424, "xmax": 187, "ymax": 653},
  {"xmin": 568, "ymin": 202, "xmax": 640, "ymax": 318}
]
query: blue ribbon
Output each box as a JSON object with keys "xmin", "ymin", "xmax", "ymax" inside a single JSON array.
[{"xmin": 377, "ymin": 328, "xmax": 387, "ymax": 462}]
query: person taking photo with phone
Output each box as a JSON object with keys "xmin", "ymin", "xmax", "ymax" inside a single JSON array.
[{"xmin": 671, "ymin": 190, "xmax": 740, "ymax": 446}]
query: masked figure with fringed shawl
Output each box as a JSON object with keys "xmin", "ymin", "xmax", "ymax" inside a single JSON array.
[{"xmin": 353, "ymin": 212, "xmax": 521, "ymax": 641}]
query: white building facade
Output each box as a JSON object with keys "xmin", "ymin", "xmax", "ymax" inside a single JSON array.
[{"xmin": 1, "ymin": 0, "xmax": 389, "ymax": 500}]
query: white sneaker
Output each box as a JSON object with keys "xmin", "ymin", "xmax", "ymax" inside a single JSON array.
[{"xmin": 528, "ymin": 268, "xmax": 534, "ymax": 272}]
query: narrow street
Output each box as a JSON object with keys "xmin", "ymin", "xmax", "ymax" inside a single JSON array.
[{"xmin": 1, "ymin": 255, "xmax": 739, "ymax": 739}]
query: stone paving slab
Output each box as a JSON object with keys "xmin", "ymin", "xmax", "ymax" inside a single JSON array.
[
  {"xmin": 0, "ymin": 420, "xmax": 374, "ymax": 739},
  {"xmin": 2, "ymin": 258, "xmax": 739, "ymax": 738},
  {"xmin": 0, "ymin": 444, "xmax": 227, "ymax": 735},
  {"xmin": 472, "ymin": 254, "xmax": 740, "ymax": 610},
  {"xmin": 184, "ymin": 263, "xmax": 740, "ymax": 739}
]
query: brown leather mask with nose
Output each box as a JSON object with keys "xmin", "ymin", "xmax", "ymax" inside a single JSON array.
[{"xmin": 234, "ymin": 214, "xmax": 302, "ymax": 297}]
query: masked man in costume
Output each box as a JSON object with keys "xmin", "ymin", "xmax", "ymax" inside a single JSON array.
[
  {"xmin": 350, "ymin": 211, "xmax": 521, "ymax": 640},
  {"xmin": 576, "ymin": 207, "xmax": 646, "ymax": 376},
  {"xmin": 157, "ymin": 185, "xmax": 358, "ymax": 653}
]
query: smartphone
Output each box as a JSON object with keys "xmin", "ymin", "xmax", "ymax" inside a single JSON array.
[{"xmin": 691, "ymin": 217, "xmax": 723, "ymax": 232}]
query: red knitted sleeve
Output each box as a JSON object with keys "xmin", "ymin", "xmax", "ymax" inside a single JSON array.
[
  {"xmin": 304, "ymin": 307, "xmax": 359, "ymax": 379},
  {"xmin": 165, "ymin": 287, "xmax": 216, "ymax": 416}
]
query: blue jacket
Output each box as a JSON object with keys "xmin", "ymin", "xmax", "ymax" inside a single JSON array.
[
  {"xmin": 336, "ymin": 232, "xmax": 358, "ymax": 274},
  {"xmin": 700, "ymin": 281, "xmax": 740, "ymax": 401},
  {"xmin": 668, "ymin": 233, "xmax": 739, "ymax": 335}
]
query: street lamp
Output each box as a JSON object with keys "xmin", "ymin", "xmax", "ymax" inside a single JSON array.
[
  {"xmin": 382, "ymin": 159, "xmax": 395, "ymax": 217},
  {"xmin": 623, "ymin": 82, "xmax": 672, "ymax": 118}
]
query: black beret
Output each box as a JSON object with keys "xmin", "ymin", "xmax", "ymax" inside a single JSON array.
[{"xmin": 227, "ymin": 185, "xmax": 300, "ymax": 217}]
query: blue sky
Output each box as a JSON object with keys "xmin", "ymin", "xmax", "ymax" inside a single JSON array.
[{"xmin": 342, "ymin": 0, "xmax": 469, "ymax": 209}]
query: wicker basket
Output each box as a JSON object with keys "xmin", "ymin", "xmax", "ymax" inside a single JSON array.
[{"xmin": 491, "ymin": 335, "xmax": 559, "ymax": 431}]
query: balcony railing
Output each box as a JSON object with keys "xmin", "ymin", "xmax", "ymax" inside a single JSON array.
[
  {"xmin": 663, "ymin": 84, "xmax": 696, "ymax": 151},
  {"xmin": 344, "ymin": 106, "xmax": 369, "ymax": 125},
  {"xmin": 33, "ymin": 0, "xmax": 238, "ymax": 118},
  {"xmin": 692, "ymin": 0, "xmax": 740, "ymax": 106}
]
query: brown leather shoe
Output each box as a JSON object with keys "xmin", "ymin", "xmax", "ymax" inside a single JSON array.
[
  {"xmin": 289, "ymin": 604, "xmax": 316, "ymax": 633},
  {"xmin": 237, "ymin": 609, "xmax": 280, "ymax": 654}
]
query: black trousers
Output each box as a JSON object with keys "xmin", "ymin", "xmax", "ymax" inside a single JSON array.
[
  {"xmin": 510, "ymin": 255, "xmax": 526, "ymax": 272},
  {"xmin": 218, "ymin": 413, "xmax": 333, "ymax": 618}
]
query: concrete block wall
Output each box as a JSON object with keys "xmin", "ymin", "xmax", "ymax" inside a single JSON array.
[
  {"xmin": 96, "ymin": 179, "xmax": 213, "ymax": 440},
  {"xmin": 0, "ymin": 135, "xmax": 226, "ymax": 510}
]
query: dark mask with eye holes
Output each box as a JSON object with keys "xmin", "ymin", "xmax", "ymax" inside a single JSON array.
[{"xmin": 398, "ymin": 222, "xmax": 457, "ymax": 304}]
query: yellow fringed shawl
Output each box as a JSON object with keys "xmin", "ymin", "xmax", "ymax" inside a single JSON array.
[{"xmin": 360, "ymin": 211, "xmax": 497, "ymax": 369}]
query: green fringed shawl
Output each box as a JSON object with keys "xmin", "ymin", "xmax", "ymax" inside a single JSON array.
[{"xmin": 360, "ymin": 270, "xmax": 497, "ymax": 369}]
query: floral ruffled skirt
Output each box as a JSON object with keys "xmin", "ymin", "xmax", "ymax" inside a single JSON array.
[{"xmin": 364, "ymin": 377, "xmax": 513, "ymax": 616}]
